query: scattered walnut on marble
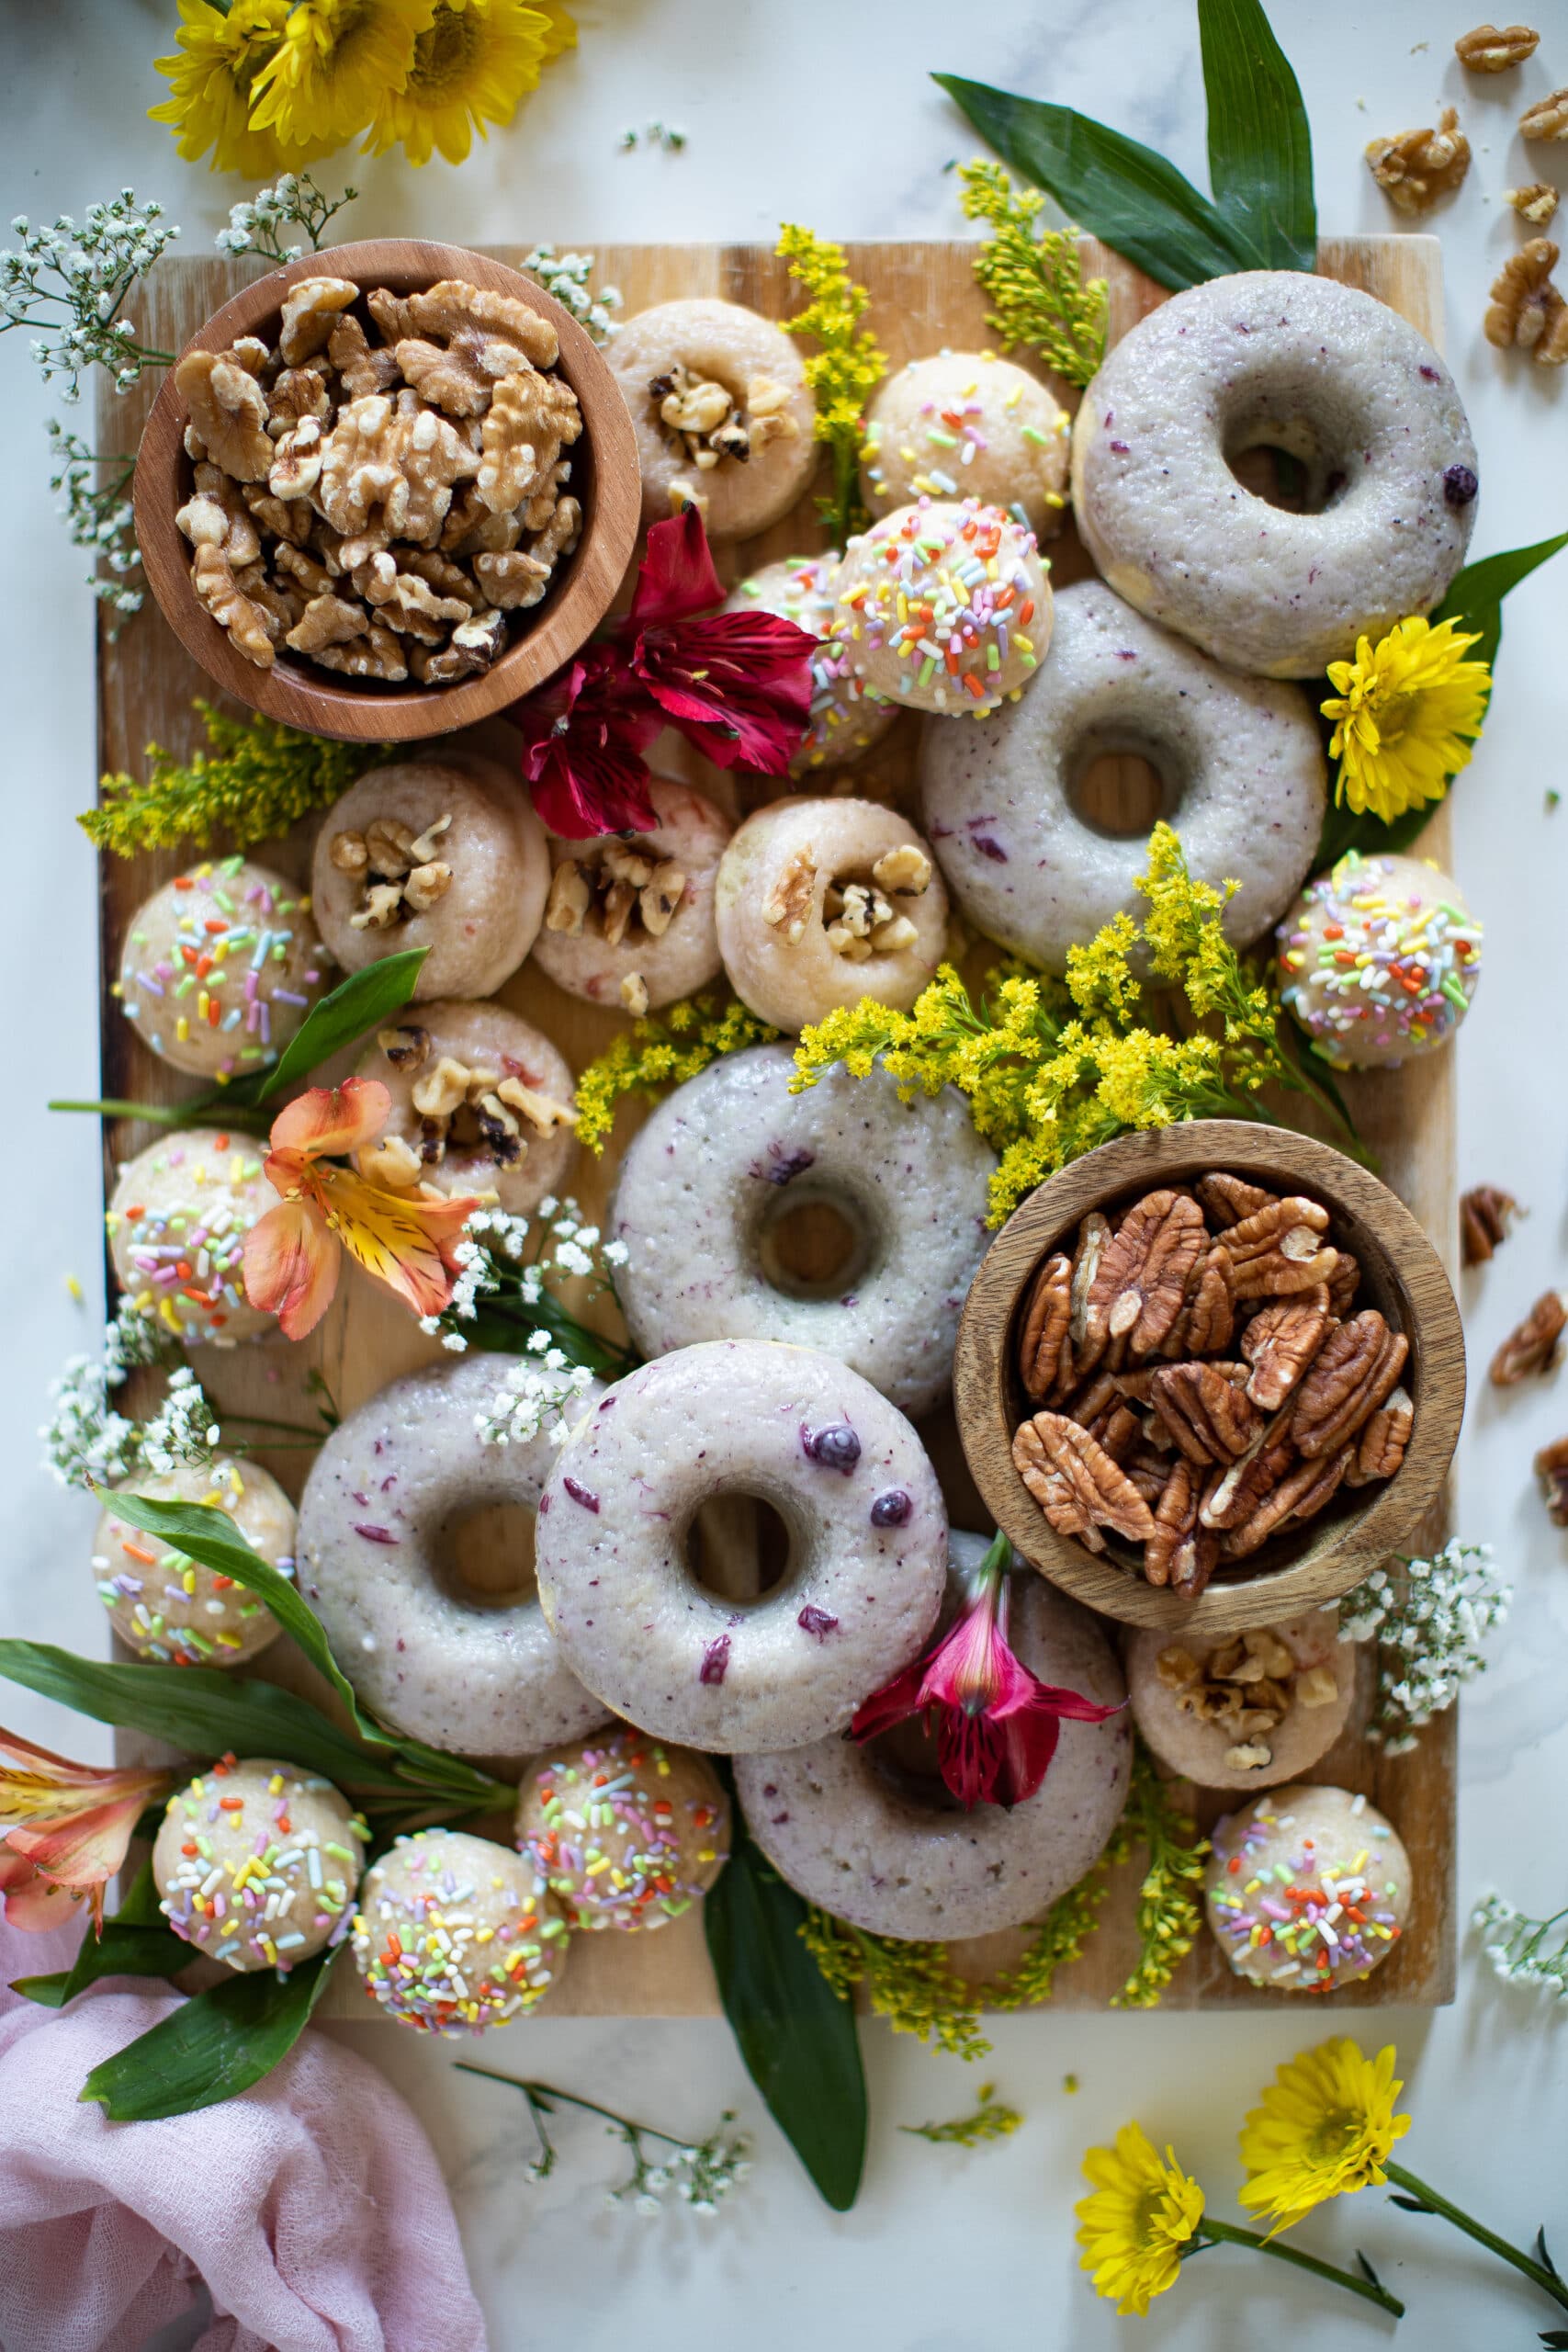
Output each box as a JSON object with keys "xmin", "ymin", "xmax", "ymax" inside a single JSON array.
[
  {"xmin": 1365, "ymin": 107, "xmax": 1472, "ymax": 213},
  {"xmin": 1454, "ymin": 21, "xmax": 1539, "ymax": 70},
  {"xmin": 1484, "ymin": 239, "xmax": 1568, "ymax": 362}
]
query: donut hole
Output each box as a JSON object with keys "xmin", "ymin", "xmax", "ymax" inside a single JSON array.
[
  {"xmin": 864, "ymin": 1716, "xmax": 967, "ymax": 1815},
  {"xmin": 682, "ymin": 1491, "xmax": 794, "ymax": 1604},
  {"xmin": 1067, "ymin": 730, "xmax": 1180, "ymax": 840},
  {"xmin": 1221, "ymin": 404, "xmax": 1353, "ymax": 515},
  {"xmin": 441, "ymin": 1501, "xmax": 538, "ymax": 1609},
  {"xmin": 755, "ymin": 1184, "xmax": 874, "ymax": 1303}
]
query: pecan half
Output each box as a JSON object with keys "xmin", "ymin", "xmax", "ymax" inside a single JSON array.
[
  {"xmin": 1220, "ymin": 1445, "xmax": 1353, "ymax": 1559},
  {"xmin": 1460, "ymin": 1184, "xmax": 1521, "ymax": 1266},
  {"xmin": 1219, "ymin": 1195, "xmax": 1337, "ymax": 1299},
  {"xmin": 1087, "ymin": 1189, "xmax": 1207, "ymax": 1359},
  {"xmin": 1165, "ymin": 1244, "xmax": 1237, "ymax": 1359},
  {"xmin": 1325, "ymin": 1250, "xmax": 1360, "ymax": 1318},
  {"xmin": 1068, "ymin": 1211, "xmax": 1112, "ymax": 1369},
  {"xmin": 1194, "ymin": 1172, "xmax": 1276, "ymax": 1230},
  {"xmin": 1018, "ymin": 1251, "xmax": 1073, "ymax": 1402},
  {"xmin": 1292, "ymin": 1311, "xmax": 1409, "ymax": 1458},
  {"xmin": 1347, "ymin": 1384, "xmax": 1414, "ymax": 1487},
  {"xmin": 1490, "ymin": 1291, "xmax": 1567, "ymax": 1385},
  {"xmin": 1535, "ymin": 1434, "xmax": 1568, "ymax": 1525},
  {"xmin": 1149, "ymin": 1361, "xmax": 1264, "ymax": 1466},
  {"xmin": 1242, "ymin": 1286, "xmax": 1331, "ymax": 1412},
  {"xmin": 1012, "ymin": 1411, "xmax": 1157, "ymax": 1553},
  {"xmin": 1145, "ymin": 1458, "xmax": 1217, "ymax": 1598},
  {"xmin": 1200, "ymin": 1422, "xmax": 1295, "ymax": 1532}
]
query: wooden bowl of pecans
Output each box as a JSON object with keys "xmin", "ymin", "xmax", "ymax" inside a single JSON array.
[
  {"xmin": 953, "ymin": 1120, "xmax": 1465, "ymax": 1636},
  {"xmin": 132, "ymin": 238, "xmax": 640, "ymax": 743}
]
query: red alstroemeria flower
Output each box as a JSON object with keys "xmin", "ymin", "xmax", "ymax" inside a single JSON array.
[
  {"xmin": 514, "ymin": 642, "xmax": 662, "ymax": 838},
  {"xmin": 1, "ymin": 1728, "xmax": 175, "ymax": 1934},
  {"xmin": 243, "ymin": 1076, "xmax": 480, "ymax": 1341},
  {"xmin": 851, "ymin": 1532, "xmax": 1124, "ymax": 1811}
]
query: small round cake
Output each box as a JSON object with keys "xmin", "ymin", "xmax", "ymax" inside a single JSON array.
[
  {"xmin": 93, "ymin": 1455, "xmax": 293, "ymax": 1669},
  {"xmin": 1126, "ymin": 1613, "xmax": 1357, "ymax": 1792},
  {"xmin": 833, "ymin": 498, "xmax": 1052, "ymax": 716},
  {"xmin": 1278, "ymin": 851, "xmax": 1483, "ymax": 1069},
  {"xmin": 606, "ymin": 297, "xmax": 818, "ymax": 536},
  {"xmin": 862, "ymin": 351, "xmax": 1070, "ymax": 538},
  {"xmin": 515, "ymin": 1728, "xmax": 730, "ymax": 1932},
  {"xmin": 1205, "ymin": 1782, "xmax": 1412, "ymax": 1992},
  {"xmin": 352, "ymin": 1827, "xmax": 569, "ymax": 2033},
  {"xmin": 117, "ymin": 858, "xmax": 329, "ymax": 1082},
  {"xmin": 107, "ymin": 1127, "xmax": 277, "ymax": 1346},
  {"xmin": 351, "ymin": 999, "xmax": 578, "ymax": 1219},
  {"xmin": 531, "ymin": 775, "xmax": 733, "ymax": 1013},
  {"xmin": 722, "ymin": 557, "xmax": 897, "ymax": 777},
  {"xmin": 152, "ymin": 1756, "xmax": 364, "ymax": 1972}
]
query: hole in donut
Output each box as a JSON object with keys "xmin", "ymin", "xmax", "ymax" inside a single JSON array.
[
  {"xmin": 1222, "ymin": 410, "xmax": 1346, "ymax": 514},
  {"xmin": 442, "ymin": 1502, "xmax": 537, "ymax": 1609},
  {"xmin": 1067, "ymin": 737, "xmax": 1175, "ymax": 841},
  {"xmin": 683, "ymin": 1492, "xmax": 793, "ymax": 1605},
  {"xmin": 864, "ymin": 1717, "xmax": 967, "ymax": 1815},
  {"xmin": 757, "ymin": 1193, "xmax": 870, "ymax": 1302}
]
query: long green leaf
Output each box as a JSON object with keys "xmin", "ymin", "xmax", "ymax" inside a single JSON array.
[
  {"xmin": 934, "ymin": 74, "xmax": 1261, "ymax": 290},
  {"xmin": 1198, "ymin": 0, "xmax": 1315, "ymax": 270},
  {"xmin": 81, "ymin": 1948, "xmax": 335, "ymax": 2120},
  {"xmin": 12, "ymin": 1860, "xmax": 190, "ymax": 2008},
  {"xmin": 249, "ymin": 946, "xmax": 427, "ymax": 1104},
  {"xmin": 705, "ymin": 1786, "xmax": 866, "ymax": 2211}
]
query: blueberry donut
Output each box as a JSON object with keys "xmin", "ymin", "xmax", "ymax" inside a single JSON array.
[
  {"xmin": 311, "ymin": 752, "xmax": 548, "ymax": 1001},
  {"xmin": 1204, "ymin": 1782, "xmax": 1412, "ymax": 1990},
  {"xmin": 296, "ymin": 1353, "xmax": 610, "ymax": 1759},
  {"xmin": 1071, "ymin": 270, "xmax": 1478, "ymax": 679},
  {"xmin": 863, "ymin": 352, "xmax": 1071, "ymax": 539},
  {"xmin": 352, "ymin": 1000, "xmax": 578, "ymax": 1216},
  {"xmin": 514, "ymin": 1728, "xmax": 730, "ymax": 1932},
  {"xmin": 715, "ymin": 798, "xmax": 948, "ymax": 1034},
  {"xmin": 107, "ymin": 1127, "xmax": 276, "ymax": 1346},
  {"xmin": 610, "ymin": 1045, "xmax": 996, "ymax": 1416},
  {"xmin": 352, "ymin": 1828, "xmax": 569, "ymax": 2031},
  {"xmin": 919, "ymin": 580, "xmax": 1325, "ymax": 968},
  {"xmin": 117, "ymin": 857, "xmax": 330, "ymax": 1083},
  {"xmin": 1126, "ymin": 1612, "xmax": 1357, "ymax": 1792},
  {"xmin": 534, "ymin": 1340, "xmax": 948, "ymax": 1752},
  {"xmin": 532, "ymin": 775, "xmax": 733, "ymax": 1016},
  {"xmin": 152, "ymin": 1758, "xmax": 364, "ymax": 1972},
  {"xmin": 93, "ymin": 1456, "xmax": 292, "ymax": 1668},
  {"xmin": 722, "ymin": 558, "xmax": 897, "ymax": 777},
  {"xmin": 606, "ymin": 298, "xmax": 818, "ymax": 535},
  {"xmin": 733, "ymin": 1532, "xmax": 1130, "ymax": 1939},
  {"xmin": 834, "ymin": 499, "xmax": 1052, "ymax": 714}
]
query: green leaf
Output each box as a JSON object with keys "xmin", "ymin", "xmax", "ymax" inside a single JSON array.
[
  {"xmin": 704, "ymin": 1781, "xmax": 867, "ymax": 2211},
  {"xmin": 249, "ymin": 947, "xmax": 427, "ymax": 1104},
  {"xmin": 1197, "ymin": 0, "xmax": 1315, "ymax": 272},
  {"xmin": 12, "ymin": 1859, "xmax": 192, "ymax": 2007},
  {"xmin": 933, "ymin": 74, "xmax": 1261, "ymax": 290},
  {"xmin": 457, "ymin": 1292, "xmax": 638, "ymax": 1377},
  {"xmin": 80, "ymin": 1948, "xmax": 335, "ymax": 2120}
]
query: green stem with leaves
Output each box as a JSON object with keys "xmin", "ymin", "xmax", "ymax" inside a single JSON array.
[
  {"xmin": 1188, "ymin": 2219, "xmax": 1404, "ymax": 2318},
  {"xmin": 1386, "ymin": 2161, "xmax": 1568, "ymax": 2312}
]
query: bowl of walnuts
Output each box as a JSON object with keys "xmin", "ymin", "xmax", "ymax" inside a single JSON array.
[
  {"xmin": 953, "ymin": 1120, "xmax": 1465, "ymax": 1635},
  {"xmin": 132, "ymin": 238, "xmax": 640, "ymax": 742}
]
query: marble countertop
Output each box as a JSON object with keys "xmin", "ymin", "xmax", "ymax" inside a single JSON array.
[{"xmin": 4, "ymin": 3, "xmax": 1566, "ymax": 2346}]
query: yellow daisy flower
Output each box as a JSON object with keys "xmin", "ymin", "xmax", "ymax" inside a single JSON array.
[
  {"xmin": 151, "ymin": 0, "xmax": 319, "ymax": 176},
  {"xmin": 1321, "ymin": 613, "xmax": 1490, "ymax": 825},
  {"xmin": 1076, "ymin": 2122, "xmax": 1206, "ymax": 2317},
  {"xmin": 250, "ymin": 0, "xmax": 436, "ymax": 156},
  {"xmin": 1239, "ymin": 2038, "xmax": 1412, "ymax": 2235},
  {"xmin": 363, "ymin": 0, "xmax": 572, "ymax": 167}
]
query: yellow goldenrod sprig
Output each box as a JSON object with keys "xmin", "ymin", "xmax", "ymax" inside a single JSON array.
[
  {"xmin": 83, "ymin": 702, "xmax": 394, "ymax": 858},
  {"xmin": 776, "ymin": 223, "xmax": 886, "ymax": 546},
  {"xmin": 901, "ymin": 2084, "xmax": 1023, "ymax": 2148},
  {"xmin": 957, "ymin": 160, "xmax": 1108, "ymax": 388},
  {"xmin": 1110, "ymin": 1745, "xmax": 1207, "ymax": 2009},
  {"xmin": 573, "ymin": 995, "xmax": 782, "ymax": 1153}
]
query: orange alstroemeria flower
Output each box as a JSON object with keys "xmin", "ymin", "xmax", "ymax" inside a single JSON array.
[
  {"xmin": 243, "ymin": 1076, "xmax": 479, "ymax": 1341},
  {"xmin": 0, "ymin": 1727, "xmax": 175, "ymax": 1933}
]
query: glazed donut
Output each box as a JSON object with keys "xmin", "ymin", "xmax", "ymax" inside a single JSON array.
[
  {"xmin": 605, "ymin": 298, "xmax": 818, "ymax": 536},
  {"xmin": 93, "ymin": 1456, "xmax": 292, "ymax": 1669},
  {"xmin": 118, "ymin": 857, "xmax": 330, "ymax": 1083},
  {"xmin": 1278, "ymin": 852, "xmax": 1483, "ymax": 1069},
  {"xmin": 352, "ymin": 999, "xmax": 578, "ymax": 1217},
  {"xmin": 833, "ymin": 499, "xmax": 1052, "ymax": 715},
  {"xmin": 352, "ymin": 1828, "xmax": 569, "ymax": 2031},
  {"xmin": 610, "ymin": 1045, "xmax": 996, "ymax": 1416},
  {"xmin": 722, "ymin": 558, "xmax": 897, "ymax": 777},
  {"xmin": 107, "ymin": 1127, "xmax": 276, "ymax": 1347},
  {"xmin": 514, "ymin": 1728, "xmax": 731, "ymax": 1932},
  {"xmin": 534, "ymin": 1340, "xmax": 948, "ymax": 1753},
  {"xmin": 1126, "ymin": 1611, "xmax": 1358, "ymax": 1792},
  {"xmin": 531, "ymin": 775, "xmax": 732, "ymax": 1014},
  {"xmin": 296, "ymin": 1353, "xmax": 610, "ymax": 1759},
  {"xmin": 1071, "ymin": 269, "xmax": 1478, "ymax": 680},
  {"xmin": 152, "ymin": 1757, "xmax": 364, "ymax": 1971},
  {"xmin": 733, "ymin": 1532, "xmax": 1130, "ymax": 1939},
  {"xmin": 714, "ymin": 798, "xmax": 948, "ymax": 1034},
  {"xmin": 1204, "ymin": 1782, "xmax": 1412, "ymax": 1990},
  {"xmin": 862, "ymin": 352, "xmax": 1070, "ymax": 539},
  {"xmin": 919, "ymin": 580, "xmax": 1325, "ymax": 969},
  {"xmin": 311, "ymin": 752, "xmax": 548, "ymax": 1001}
]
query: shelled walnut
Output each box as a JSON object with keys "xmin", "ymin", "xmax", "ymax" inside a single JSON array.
[
  {"xmin": 173, "ymin": 274, "xmax": 584, "ymax": 680},
  {"xmin": 1483, "ymin": 239, "xmax": 1568, "ymax": 362},
  {"xmin": 647, "ymin": 359, "xmax": 799, "ymax": 481},
  {"xmin": 330, "ymin": 811, "xmax": 453, "ymax": 929},
  {"xmin": 544, "ymin": 839, "xmax": 690, "ymax": 951},
  {"xmin": 1534, "ymin": 1435, "xmax": 1568, "ymax": 1525},
  {"xmin": 1010, "ymin": 1175, "xmax": 1413, "ymax": 1595},
  {"xmin": 1505, "ymin": 182, "xmax": 1560, "ymax": 224},
  {"xmin": 1156, "ymin": 1628, "xmax": 1338, "ymax": 1771},
  {"xmin": 760, "ymin": 839, "xmax": 933, "ymax": 962},
  {"xmin": 1454, "ymin": 22, "xmax": 1539, "ymax": 70},
  {"xmin": 1519, "ymin": 87, "xmax": 1568, "ymax": 141},
  {"xmin": 1365, "ymin": 107, "xmax": 1472, "ymax": 213},
  {"xmin": 368, "ymin": 1033, "xmax": 578, "ymax": 1175}
]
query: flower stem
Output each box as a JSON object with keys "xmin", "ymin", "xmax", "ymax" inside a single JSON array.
[
  {"xmin": 1385, "ymin": 2161, "xmax": 1568, "ymax": 2311},
  {"xmin": 453, "ymin": 2064, "xmax": 688, "ymax": 2148},
  {"xmin": 1191, "ymin": 2218, "xmax": 1404, "ymax": 2316}
]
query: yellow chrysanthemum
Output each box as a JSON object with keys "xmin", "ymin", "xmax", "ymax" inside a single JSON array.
[
  {"xmin": 1238, "ymin": 2038, "xmax": 1412, "ymax": 2235},
  {"xmin": 1321, "ymin": 614, "xmax": 1490, "ymax": 824},
  {"xmin": 250, "ymin": 0, "xmax": 435, "ymax": 155},
  {"xmin": 1076, "ymin": 2123, "xmax": 1206, "ymax": 2317},
  {"xmin": 363, "ymin": 0, "xmax": 572, "ymax": 165},
  {"xmin": 151, "ymin": 0, "xmax": 319, "ymax": 175}
]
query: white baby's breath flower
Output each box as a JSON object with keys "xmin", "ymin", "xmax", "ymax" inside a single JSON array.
[{"xmin": 1339, "ymin": 1540, "xmax": 1509, "ymax": 1747}]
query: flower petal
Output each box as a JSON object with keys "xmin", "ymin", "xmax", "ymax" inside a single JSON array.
[
  {"xmin": 626, "ymin": 503, "xmax": 727, "ymax": 628},
  {"xmin": 848, "ymin": 1657, "xmax": 926, "ymax": 1744},
  {"xmin": 321, "ymin": 1167, "xmax": 481, "ymax": 1321},
  {"xmin": 635, "ymin": 608, "xmax": 818, "ymax": 774},
  {"xmin": 6, "ymin": 1789, "xmax": 151, "ymax": 1892},
  {"xmin": 243, "ymin": 1198, "xmax": 343, "ymax": 1340},
  {"xmin": 1, "ymin": 1860, "xmax": 87, "ymax": 1933},
  {"xmin": 267, "ymin": 1075, "xmax": 392, "ymax": 1162}
]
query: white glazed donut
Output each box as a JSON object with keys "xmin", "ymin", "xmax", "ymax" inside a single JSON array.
[
  {"xmin": 118, "ymin": 858, "xmax": 330, "ymax": 1083},
  {"xmin": 351, "ymin": 999, "xmax": 578, "ymax": 1217},
  {"xmin": 1126, "ymin": 1611, "xmax": 1358, "ymax": 1793},
  {"xmin": 1204, "ymin": 1782, "xmax": 1413, "ymax": 1990},
  {"xmin": 722, "ymin": 557, "xmax": 897, "ymax": 777},
  {"xmin": 834, "ymin": 499, "xmax": 1052, "ymax": 714},
  {"xmin": 311, "ymin": 752, "xmax": 548, "ymax": 1001},
  {"xmin": 297, "ymin": 1354, "xmax": 610, "ymax": 1759},
  {"xmin": 610, "ymin": 1045, "xmax": 997, "ymax": 1416},
  {"xmin": 1071, "ymin": 270, "xmax": 1478, "ymax": 679},
  {"xmin": 534, "ymin": 1340, "xmax": 948, "ymax": 1753},
  {"xmin": 715, "ymin": 797, "xmax": 948, "ymax": 1034},
  {"xmin": 107, "ymin": 1127, "xmax": 276, "ymax": 1347},
  {"xmin": 605, "ymin": 298, "xmax": 818, "ymax": 536},
  {"xmin": 93, "ymin": 1457, "xmax": 292, "ymax": 1669},
  {"xmin": 919, "ymin": 580, "xmax": 1325, "ymax": 969},
  {"xmin": 862, "ymin": 352, "xmax": 1071, "ymax": 539},
  {"xmin": 733, "ymin": 1532, "xmax": 1131, "ymax": 1939},
  {"xmin": 531, "ymin": 774, "xmax": 733, "ymax": 1013}
]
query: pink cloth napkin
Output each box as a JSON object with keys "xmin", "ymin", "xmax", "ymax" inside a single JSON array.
[{"xmin": 0, "ymin": 1908, "xmax": 488, "ymax": 2352}]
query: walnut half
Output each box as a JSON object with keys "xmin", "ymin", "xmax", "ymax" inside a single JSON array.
[
  {"xmin": 1365, "ymin": 107, "xmax": 1471, "ymax": 213},
  {"xmin": 1454, "ymin": 21, "xmax": 1539, "ymax": 70},
  {"xmin": 1484, "ymin": 240, "xmax": 1568, "ymax": 363}
]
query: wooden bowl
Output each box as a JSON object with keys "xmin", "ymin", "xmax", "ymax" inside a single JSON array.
[
  {"xmin": 132, "ymin": 238, "xmax": 640, "ymax": 743},
  {"xmin": 953, "ymin": 1120, "xmax": 1464, "ymax": 1637}
]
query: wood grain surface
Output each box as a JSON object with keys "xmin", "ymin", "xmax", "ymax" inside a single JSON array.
[{"xmin": 98, "ymin": 234, "xmax": 1457, "ymax": 2017}]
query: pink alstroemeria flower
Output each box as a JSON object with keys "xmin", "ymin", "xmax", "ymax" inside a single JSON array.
[
  {"xmin": 851, "ymin": 1532, "xmax": 1124, "ymax": 1811},
  {"xmin": 0, "ymin": 1728, "xmax": 174, "ymax": 1933},
  {"xmin": 243, "ymin": 1077, "xmax": 480, "ymax": 1341}
]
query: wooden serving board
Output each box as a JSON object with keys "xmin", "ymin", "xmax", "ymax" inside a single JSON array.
[{"xmin": 97, "ymin": 235, "xmax": 1456, "ymax": 2015}]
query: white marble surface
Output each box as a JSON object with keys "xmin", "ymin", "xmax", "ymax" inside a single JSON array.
[{"xmin": 4, "ymin": 4, "xmax": 1568, "ymax": 2346}]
